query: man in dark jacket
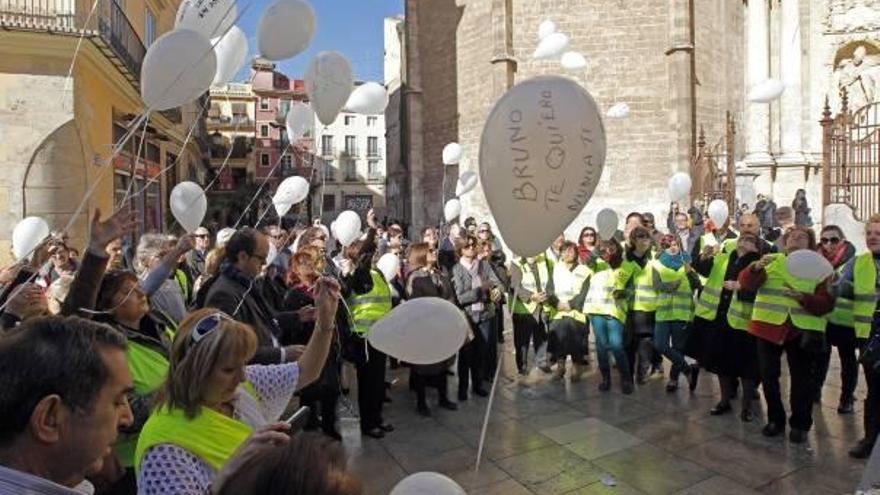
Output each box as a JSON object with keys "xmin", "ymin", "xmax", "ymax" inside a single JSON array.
[{"xmin": 203, "ymin": 228, "xmax": 305, "ymax": 365}]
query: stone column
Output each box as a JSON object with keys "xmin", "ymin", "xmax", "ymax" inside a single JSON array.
[
  {"xmin": 403, "ymin": 0, "xmax": 426, "ymax": 230},
  {"xmin": 744, "ymin": 0, "xmax": 773, "ymax": 165},
  {"xmin": 778, "ymin": 0, "xmax": 806, "ymax": 164}
]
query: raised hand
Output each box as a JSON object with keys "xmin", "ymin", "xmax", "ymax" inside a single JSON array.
[
  {"xmin": 89, "ymin": 208, "xmax": 139, "ymax": 253},
  {"xmin": 314, "ymin": 276, "xmax": 341, "ymax": 331}
]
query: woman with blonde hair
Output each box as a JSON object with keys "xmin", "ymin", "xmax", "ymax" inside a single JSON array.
[{"xmin": 134, "ymin": 277, "xmax": 340, "ymax": 494}]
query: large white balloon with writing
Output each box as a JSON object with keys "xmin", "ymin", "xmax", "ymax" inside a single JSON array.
[
  {"xmin": 175, "ymin": 0, "xmax": 236, "ymax": 39},
  {"xmin": 368, "ymin": 298, "xmax": 469, "ymax": 366},
  {"xmin": 479, "ymin": 76, "xmax": 606, "ymax": 257}
]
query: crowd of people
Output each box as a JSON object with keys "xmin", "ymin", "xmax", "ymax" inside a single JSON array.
[{"xmin": 0, "ymin": 193, "xmax": 878, "ymax": 494}]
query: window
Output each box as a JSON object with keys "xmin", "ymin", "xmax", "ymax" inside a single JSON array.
[
  {"xmin": 144, "ymin": 8, "xmax": 156, "ymax": 47},
  {"xmin": 146, "ymin": 142, "xmax": 161, "ymax": 163},
  {"xmin": 323, "ymin": 161, "xmax": 335, "ymax": 181},
  {"xmin": 260, "ymin": 98, "xmax": 270, "ymax": 110},
  {"xmin": 368, "ymin": 160, "xmax": 381, "ymax": 179},
  {"xmin": 367, "ymin": 116, "xmax": 377, "ymax": 127},
  {"xmin": 113, "ymin": 171, "xmax": 131, "ymax": 209},
  {"xmin": 367, "ymin": 137, "xmax": 379, "ymax": 157},
  {"xmin": 344, "ymin": 136, "xmax": 357, "ymax": 155},
  {"xmin": 323, "ymin": 194, "xmax": 336, "ymax": 211},
  {"xmin": 344, "ymin": 115, "xmax": 355, "ymax": 126},
  {"xmin": 281, "ymin": 155, "xmax": 292, "ymax": 166},
  {"xmin": 260, "ymin": 125, "xmax": 270, "ymax": 138},
  {"xmin": 261, "ymin": 153, "xmax": 270, "ymax": 167},
  {"xmin": 344, "ymin": 159, "xmax": 357, "ymax": 181},
  {"xmin": 279, "ymin": 99, "xmax": 291, "ymax": 116},
  {"xmin": 321, "ymin": 135, "xmax": 333, "ymax": 156}
]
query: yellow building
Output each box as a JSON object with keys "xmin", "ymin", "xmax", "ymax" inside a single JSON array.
[{"xmin": 0, "ymin": 0, "xmax": 208, "ymax": 264}]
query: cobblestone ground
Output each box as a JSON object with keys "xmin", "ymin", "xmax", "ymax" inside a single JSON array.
[{"xmin": 338, "ymin": 331, "xmax": 872, "ymax": 495}]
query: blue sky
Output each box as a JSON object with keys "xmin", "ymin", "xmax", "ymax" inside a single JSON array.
[{"xmin": 236, "ymin": 0, "xmax": 404, "ymax": 83}]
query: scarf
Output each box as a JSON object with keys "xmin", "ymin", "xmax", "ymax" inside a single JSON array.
[
  {"xmin": 658, "ymin": 250, "xmax": 691, "ymax": 271},
  {"xmin": 821, "ymin": 242, "xmax": 849, "ymax": 268},
  {"xmin": 577, "ymin": 244, "xmax": 593, "ymax": 263},
  {"xmin": 460, "ymin": 258, "xmax": 484, "ymax": 313}
]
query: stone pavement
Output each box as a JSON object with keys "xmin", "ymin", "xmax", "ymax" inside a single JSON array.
[{"xmin": 338, "ymin": 340, "xmax": 871, "ymax": 495}]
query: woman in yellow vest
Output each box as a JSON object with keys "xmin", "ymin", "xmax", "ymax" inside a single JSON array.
[
  {"xmin": 584, "ymin": 238, "xmax": 635, "ymax": 394},
  {"xmin": 510, "ymin": 254, "xmax": 554, "ymax": 375},
  {"xmin": 692, "ymin": 233, "xmax": 762, "ymax": 421},
  {"xmin": 652, "ymin": 234, "xmax": 700, "ymax": 393},
  {"xmin": 623, "ymin": 226, "xmax": 662, "ymax": 384},
  {"xmin": 738, "ymin": 226, "xmax": 835, "ymax": 443},
  {"xmin": 548, "ymin": 241, "xmax": 591, "ymax": 381},
  {"xmin": 836, "ymin": 214, "xmax": 880, "ymax": 458},
  {"xmin": 135, "ymin": 279, "xmax": 339, "ymax": 494}
]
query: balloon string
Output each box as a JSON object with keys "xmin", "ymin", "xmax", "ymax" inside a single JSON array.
[
  {"xmin": 115, "ymin": 113, "xmax": 152, "ymax": 211},
  {"xmin": 232, "ymin": 141, "xmax": 294, "ymax": 229},
  {"xmin": 318, "ymin": 125, "xmax": 328, "ymax": 222},
  {"xmin": 200, "ymin": 75, "xmax": 258, "ymax": 195},
  {"xmin": 61, "ymin": 0, "xmax": 102, "ymax": 101},
  {"xmin": 475, "ymin": 285, "xmax": 513, "ymax": 472}
]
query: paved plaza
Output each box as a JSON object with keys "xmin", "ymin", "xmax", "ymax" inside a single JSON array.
[{"xmin": 339, "ymin": 338, "xmax": 872, "ymax": 495}]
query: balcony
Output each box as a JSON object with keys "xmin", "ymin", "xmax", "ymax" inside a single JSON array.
[
  {"xmin": 320, "ymin": 146, "xmax": 335, "ymax": 158},
  {"xmin": 366, "ymin": 148, "xmax": 383, "ymax": 159},
  {"xmin": 0, "ymin": 0, "xmax": 146, "ymax": 86},
  {"xmin": 207, "ymin": 115, "xmax": 254, "ymax": 128},
  {"xmin": 341, "ymin": 148, "xmax": 359, "ymax": 159}
]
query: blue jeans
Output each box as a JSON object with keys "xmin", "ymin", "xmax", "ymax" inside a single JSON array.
[
  {"xmin": 591, "ymin": 315, "xmax": 630, "ymax": 378},
  {"xmin": 654, "ymin": 320, "xmax": 690, "ymax": 378}
]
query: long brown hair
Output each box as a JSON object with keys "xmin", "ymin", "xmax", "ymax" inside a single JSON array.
[{"xmin": 407, "ymin": 242, "xmax": 431, "ymax": 270}]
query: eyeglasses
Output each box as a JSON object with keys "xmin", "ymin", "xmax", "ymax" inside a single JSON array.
[
  {"xmin": 192, "ymin": 312, "xmax": 232, "ymax": 344},
  {"xmin": 820, "ymin": 237, "xmax": 841, "ymax": 245}
]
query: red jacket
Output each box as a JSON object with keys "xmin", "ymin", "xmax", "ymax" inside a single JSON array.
[{"xmin": 738, "ymin": 263, "xmax": 835, "ymax": 344}]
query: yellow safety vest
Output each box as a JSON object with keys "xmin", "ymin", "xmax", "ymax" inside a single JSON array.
[
  {"xmin": 653, "ymin": 262, "xmax": 694, "ymax": 322},
  {"xmin": 694, "ymin": 250, "xmax": 732, "ymax": 321},
  {"xmin": 583, "ymin": 262, "xmax": 628, "ymax": 323},
  {"xmin": 827, "ymin": 264, "xmax": 854, "ymax": 329},
  {"xmin": 175, "ymin": 269, "xmax": 190, "ymax": 303},
  {"xmin": 624, "ymin": 254, "xmax": 658, "ymax": 313},
  {"xmin": 853, "ymin": 252, "xmax": 878, "ymax": 339},
  {"xmin": 726, "ymin": 292, "xmax": 754, "ymax": 331},
  {"xmin": 349, "ymin": 270, "xmax": 393, "ymax": 335},
  {"xmin": 511, "ymin": 255, "xmax": 553, "ymax": 315},
  {"xmin": 551, "ymin": 263, "xmax": 591, "ymax": 323},
  {"xmin": 751, "ymin": 254, "xmax": 826, "ymax": 332}
]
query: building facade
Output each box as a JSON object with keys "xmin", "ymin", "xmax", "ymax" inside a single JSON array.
[
  {"xmin": 400, "ymin": 0, "xmax": 880, "ymax": 246},
  {"xmin": 0, "ymin": 0, "xmax": 208, "ymax": 263}
]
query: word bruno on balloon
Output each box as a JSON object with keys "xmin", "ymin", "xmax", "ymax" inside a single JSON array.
[{"xmin": 509, "ymin": 90, "xmax": 600, "ymax": 214}]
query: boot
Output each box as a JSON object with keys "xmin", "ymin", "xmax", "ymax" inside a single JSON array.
[
  {"xmin": 599, "ymin": 368, "xmax": 611, "ymax": 392},
  {"xmin": 620, "ymin": 369, "xmax": 634, "ymax": 395},
  {"xmin": 553, "ymin": 361, "xmax": 566, "ymax": 380}
]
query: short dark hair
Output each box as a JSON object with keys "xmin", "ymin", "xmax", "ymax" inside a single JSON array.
[
  {"xmin": 560, "ymin": 240, "xmax": 578, "ymax": 254},
  {"xmin": 625, "ymin": 212, "xmax": 644, "ymax": 224},
  {"xmin": 225, "ymin": 228, "xmax": 260, "ymax": 264},
  {"xmin": 821, "ymin": 224, "xmax": 845, "ymax": 239},
  {"xmin": 97, "ymin": 270, "xmax": 139, "ymax": 311},
  {"xmin": 0, "ymin": 316, "xmax": 127, "ymax": 445}
]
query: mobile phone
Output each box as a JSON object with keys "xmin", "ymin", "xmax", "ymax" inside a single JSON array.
[{"xmin": 283, "ymin": 406, "xmax": 311, "ymax": 435}]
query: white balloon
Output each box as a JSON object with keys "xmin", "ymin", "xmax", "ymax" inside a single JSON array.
[
  {"xmin": 442, "ymin": 142, "xmax": 462, "ymax": 166},
  {"xmin": 377, "ymin": 253, "xmax": 400, "ymax": 282},
  {"xmin": 285, "ymin": 102, "xmax": 315, "ymax": 142},
  {"xmin": 606, "ymin": 102, "xmax": 630, "ymax": 119},
  {"xmin": 216, "ymin": 227, "xmax": 236, "ymax": 247},
  {"xmin": 345, "ymin": 82, "xmax": 389, "ymax": 115},
  {"xmin": 368, "ymin": 300, "xmax": 469, "ymax": 366},
  {"xmin": 707, "ymin": 199, "xmax": 729, "ymax": 227},
  {"xmin": 479, "ymin": 76, "xmax": 606, "ymax": 257},
  {"xmin": 444, "ymin": 198, "xmax": 461, "ymax": 223},
  {"xmin": 538, "ymin": 20, "xmax": 556, "ymax": 40},
  {"xmin": 141, "ymin": 29, "xmax": 217, "ymax": 111},
  {"xmin": 273, "ymin": 176, "xmax": 310, "ymax": 217},
  {"xmin": 334, "ymin": 210, "xmax": 361, "ymax": 247},
  {"xmin": 786, "ymin": 250, "xmax": 834, "ymax": 282},
  {"xmin": 455, "ymin": 171, "xmax": 478, "ymax": 197},
  {"xmin": 211, "ymin": 26, "xmax": 248, "ymax": 86},
  {"xmin": 533, "ymin": 32, "xmax": 569, "ymax": 60},
  {"xmin": 748, "ymin": 78, "xmax": 785, "ymax": 103},
  {"xmin": 668, "ymin": 172, "xmax": 692, "ymax": 202},
  {"xmin": 256, "ymin": 0, "xmax": 316, "ymax": 62},
  {"xmin": 596, "ymin": 208, "xmax": 618, "ymax": 240},
  {"xmin": 169, "ymin": 181, "xmax": 207, "ymax": 233},
  {"xmin": 305, "ymin": 52, "xmax": 354, "ymax": 126},
  {"xmin": 175, "ymin": 0, "xmax": 236, "ymax": 39},
  {"xmin": 560, "ymin": 51, "xmax": 587, "ymax": 70},
  {"xmin": 12, "ymin": 217, "xmax": 50, "ymax": 260}
]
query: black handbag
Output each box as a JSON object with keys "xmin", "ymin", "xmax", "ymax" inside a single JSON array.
[{"xmin": 859, "ymin": 327, "xmax": 880, "ymax": 373}]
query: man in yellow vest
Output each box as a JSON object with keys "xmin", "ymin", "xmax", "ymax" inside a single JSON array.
[
  {"xmin": 510, "ymin": 254, "xmax": 554, "ymax": 375},
  {"xmin": 739, "ymin": 226, "xmax": 835, "ymax": 444},
  {"xmin": 836, "ymin": 214, "xmax": 880, "ymax": 458}
]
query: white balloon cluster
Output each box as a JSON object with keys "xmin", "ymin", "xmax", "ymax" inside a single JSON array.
[
  {"xmin": 533, "ymin": 20, "xmax": 588, "ymax": 72},
  {"xmin": 441, "ymin": 144, "xmax": 479, "ymax": 223}
]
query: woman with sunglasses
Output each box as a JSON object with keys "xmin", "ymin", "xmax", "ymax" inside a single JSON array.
[
  {"xmin": 623, "ymin": 226, "xmax": 661, "ymax": 384},
  {"xmin": 134, "ymin": 279, "xmax": 339, "ymax": 494},
  {"xmin": 578, "ymin": 227, "xmax": 598, "ymax": 264},
  {"xmin": 816, "ymin": 225, "xmax": 858, "ymax": 413}
]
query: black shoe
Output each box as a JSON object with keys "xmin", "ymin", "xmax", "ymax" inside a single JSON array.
[
  {"xmin": 439, "ymin": 398, "xmax": 458, "ymax": 411},
  {"xmin": 636, "ymin": 368, "xmax": 647, "ymax": 385},
  {"xmin": 789, "ymin": 428, "xmax": 808, "ymax": 444},
  {"xmin": 379, "ymin": 423, "xmax": 395, "ymax": 432},
  {"xmin": 323, "ymin": 429, "xmax": 343, "ymax": 441},
  {"xmin": 621, "ymin": 380, "xmax": 634, "ymax": 395},
  {"xmin": 599, "ymin": 372, "xmax": 611, "ymax": 392},
  {"xmin": 473, "ymin": 388, "xmax": 489, "ymax": 397},
  {"xmin": 362, "ymin": 427, "xmax": 385, "ymax": 439},
  {"xmin": 417, "ymin": 404, "xmax": 431, "ymax": 417},
  {"xmin": 740, "ymin": 409, "xmax": 754, "ymax": 423},
  {"xmin": 709, "ymin": 402, "xmax": 732, "ymax": 416},
  {"xmin": 849, "ymin": 439, "xmax": 876, "ymax": 459},
  {"xmin": 458, "ymin": 390, "xmax": 468, "ymax": 401},
  {"xmin": 687, "ymin": 365, "xmax": 700, "ymax": 392},
  {"xmin": 837, "ymin": 396, "xmax": 855, "ymax": 415},
  {"xmin": 539, "ymin": 365, "xmax": 553, "ymax": 374},
  {"xmin": 762, "ymin": 422, "xmax": 785, "ymax": 438},
  {"xmin": 666, "ymin": 379, "xmax": 679, "ymax": 393}
]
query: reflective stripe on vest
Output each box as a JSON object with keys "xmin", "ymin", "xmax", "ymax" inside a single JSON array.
[
  {"xmin": 511, "ymin": 255, "xmax": 553, "ymax": 315},
  {"xmin": 853, "ymin": 253, "xmax": 879, "ymax": 339},
  {"xmin": 694, "ymin": 250, "xmax": 732, "ymax": 321},
  {"xmin": 552, "ymin": 263, "xmax": 590, "ymax": 323},
  {"xmin": 726, "ymin": 294, "xmax": 754, "ymax": 331},
  {"xmin": 654, "ymin": 262, "xmax": 694, "ymax": 322},
  {"xmin": 752, "ymin": 254, "xmax": 826, "ymax": 332},
  {"xmin": 583, "ymin": 267, "xmax": 627, "ymax": 323},
  {"xmin": 349, "ymin": 270, "xmax": 393, "ymax": 335}
]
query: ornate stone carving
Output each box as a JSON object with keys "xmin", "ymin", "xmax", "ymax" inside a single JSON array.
[{"xmin": 824, "ymin": 0, "xmax": 880, "ymax": 33}]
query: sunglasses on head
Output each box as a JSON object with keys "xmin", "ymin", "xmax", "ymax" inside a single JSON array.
[
  {"xmin": 192, "ymin": 312, "xmax": 233, "ymax": 344},
  {"xmin": 820, "ymin": 236, "xmax": 840, "ymax": 244}
]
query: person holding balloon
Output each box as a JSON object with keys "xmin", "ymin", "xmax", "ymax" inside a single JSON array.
[
  {"xmin": 738, "ymin": 226, "xmax": 835, "ymax": 443},
  {"xmin": 547, "ymin": 241, "xmax": 591, "ymax": 381}
]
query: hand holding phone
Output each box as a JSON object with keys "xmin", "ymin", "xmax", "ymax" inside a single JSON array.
[{"xmin": 283, "ymin": 406, "xmax": 311, "ymax": 435}]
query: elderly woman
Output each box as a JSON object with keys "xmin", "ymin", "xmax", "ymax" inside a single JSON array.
[
  {"xmin": 135, "ymin": 234, "xmax": 193, "ymax": 324},
  {"xmin": 135, "ymin": 278, "xmax": 339, "ymax": 494}
]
